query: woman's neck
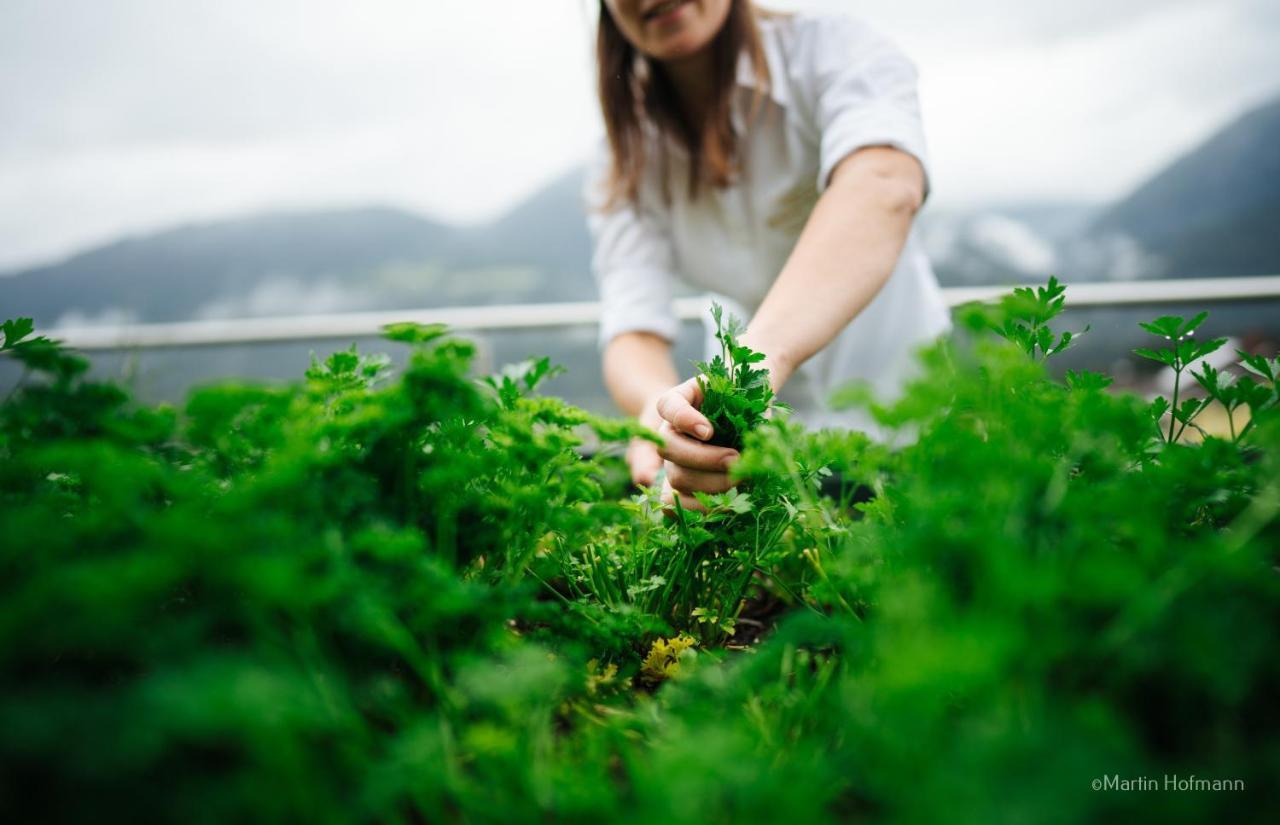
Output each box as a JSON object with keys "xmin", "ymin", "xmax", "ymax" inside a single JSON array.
[{"xmin": 660, "ymin": 48, "xmax": 717, "ymax": 126}]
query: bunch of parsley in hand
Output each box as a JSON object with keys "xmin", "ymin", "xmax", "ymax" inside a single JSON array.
[{"xmin": 694, "ymin": 303, "xmax": 781, "ymax": 450}]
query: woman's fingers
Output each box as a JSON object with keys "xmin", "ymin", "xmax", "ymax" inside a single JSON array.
[
  {"xmin": 627, "ymin": 438, "xmax": 663, "ymax": 487},
  {"xmin": 656, "ymin": 421, "xmax": 738, "ymax": 471},
  {"xmin": 656, "ymin": 377, "xmax": 713, "ymax": 440},
  {"xmin": 659, "ymin": 478, "xmax": 707, "ymax": 512},
  {"xmin": 665, "ymin": 460, "xmax": 734, "ymax": 495},
  {"xmin": 647, "ymin": 376, "xmax": 736, "ymax": 503}
]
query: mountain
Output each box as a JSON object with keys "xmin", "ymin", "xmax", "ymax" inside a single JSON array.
[
  {"xmin": 5, "ymin": 94, "xmax": 1280, "ymax": 331},
  {"xmin": 918, "ymin": 201, "xmax": 1101, "ymax": 287},
  {"xmin": 460, "ymin": 167, "xmax": 591, "ymax": 277},
  {"xmin": 0, "ymin": 168, "xmax": 596, "ymax": 328},
  {"xmin": 1092, "ymin": 94, "xmax": 1280, "ymax": 278},
  {"xmin": 0, "ymin": 207, "xmax": 453, "ymax": 326},
  {"xmin": 924, "ymin": 94, "xmax": 1280, "ymax": 285},
  {"xmin": 5, "ymin": 109, "xmax": 1280, "ymax": 408}
]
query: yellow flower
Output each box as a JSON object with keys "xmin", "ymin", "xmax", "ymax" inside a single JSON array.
[
  {"xmin": 586, "ymin": 659, "xmax": 619, "ymax": 696},
  {"xmin": 639, "ymin": 635, "xmax": 697, "ymax": 684}
]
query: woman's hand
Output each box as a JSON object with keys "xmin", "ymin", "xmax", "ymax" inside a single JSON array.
[
  {"xmin": 626, "ymin": 396, "xmax": 666, "ymax": 487},
  {"xmin": 652, "ymin": 376, "xmax": 741, "ymax": 509},
  {"xmin": 614, "ymin": 333, "xmax": 788, "ymax": 506},
  {"xmin": 624, "ymin": 379, "xmax": 739, "ymax": 508},
  {"xmin": 626, "ymin": 385, "xmax": 737, "ymax": 503}
]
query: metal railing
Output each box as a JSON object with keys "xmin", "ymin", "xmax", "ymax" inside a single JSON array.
[{"xmin": 37, "ymin": 274, "xmax": 1280, "ymax": 352}]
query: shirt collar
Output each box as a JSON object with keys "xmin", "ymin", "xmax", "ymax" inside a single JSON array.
[{"xmin": 734, "ymin": 20, "xmax": 790, "ymax": 109}]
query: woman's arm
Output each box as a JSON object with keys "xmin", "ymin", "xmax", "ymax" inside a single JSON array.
[
  {"xmin": 739, "ymin": 145, "xmax": 925, "ymax": 386},
  {"xmin": 649, "ymin": 144, "xmax": 924, "ymax": 505},
  {"xmin": 603, "ymin": 331, "xmax": 679, "ymax": 417}
]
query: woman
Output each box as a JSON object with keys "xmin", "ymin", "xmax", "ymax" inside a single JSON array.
[{"xmin": 585, "ymin": 0, "xmax": 950, "ymax": 506}]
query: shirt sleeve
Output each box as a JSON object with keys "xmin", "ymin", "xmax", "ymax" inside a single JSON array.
[
  {"xmin": 582, "ymin": 143, "xmax": 682, "ymax": 351},
  {"xmin": 803, "ymin": 16, "xmax": 932, "ymax": 200}
]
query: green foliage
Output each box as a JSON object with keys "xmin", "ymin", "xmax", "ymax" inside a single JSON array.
[
  {"xmin": 693, "ymin": 303, "xmax": 781, "ymax": 449},
  {"xmin": 554, "ymin": 417, "xmax": 843, "ymax": 647},
  {"xmin": 2, "ymin": 282, "xmax": 1278, "ymax": 822},
  {"xmin": 1190, "ymin": 351, "xmax": 1280, "ymax": 444},
  {"xmin": 1134, "ymin": 311, "xmax": 1231, "ymax": 443},
  {"xmin": 959, "ymin": 276, "xmax": 1088, "ymax": 361},
  {"xmin": 3, "ymin": 316, "xmax": 90, "ymax": 382},
  {"xmin": 0, "ymin": 321, "xmax": 636, "ymax": 820}
]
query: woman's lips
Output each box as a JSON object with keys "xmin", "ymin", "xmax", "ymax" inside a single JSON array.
[{"xmin": 644, "ymin": 0, "xmax": 691, "ymax": 26}]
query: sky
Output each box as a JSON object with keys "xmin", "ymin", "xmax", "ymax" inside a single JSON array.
[{"xmin": 0, "ymin": 0, "xmax": 1277, "ymax": 272}]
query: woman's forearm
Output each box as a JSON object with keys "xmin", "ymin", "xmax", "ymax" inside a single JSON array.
[
  {"xmin": 603, "ymin": 331, "xmax": 681, "ymax": 417},
  {"xmin": 741, "ymin": 146, "xmax": 925, "ymax": 389}
]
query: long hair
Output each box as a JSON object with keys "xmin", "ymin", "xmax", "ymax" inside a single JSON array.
[{"xmin": 596, "ymin": 0, "xmax": 771, "ymax": 208}]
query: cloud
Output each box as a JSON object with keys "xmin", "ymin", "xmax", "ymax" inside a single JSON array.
[
  {"xmin": 0, "ymin": 0, "xmax": 1277, "ymax": 271},
  {"xmin": 778, "ymin": 0, "xmax": 1208, "ymax": 43},
  {"xmin": 915, "ymin": 0, "xmax": 1280, "ymax": 206},
  {"xmin": 52, "ymin": 305, "xmax": 138, "ymax": 331},
  {"xmin": 0, "ymin": 0, "xmax": 601, "ymax": 269},
  {"xmin": 192, "ymin": 276, "xmax": 369, "ymax": 321},
  {"xmin": 967, "ymin": 215, "xmax": 1056, "ymax": 274}
]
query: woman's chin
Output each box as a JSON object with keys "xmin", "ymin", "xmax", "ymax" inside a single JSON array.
[{"xmin": 648, "ymin": 34, "xmax": 713, "ymax": 62}]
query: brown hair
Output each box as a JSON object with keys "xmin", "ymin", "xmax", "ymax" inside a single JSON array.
[{"xmin": 596, "ymin": 1, "xmax": 771, "ymax": 207}]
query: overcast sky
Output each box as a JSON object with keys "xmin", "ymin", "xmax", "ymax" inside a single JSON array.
[{"xmin": 0, "ymin": 0, "xmax": 1277, "ymax": 271}]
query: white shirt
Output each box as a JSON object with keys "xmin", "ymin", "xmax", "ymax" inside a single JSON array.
[{"xmin": 583, "ymin": 12, "xmax": 951, "ymax": 437}]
